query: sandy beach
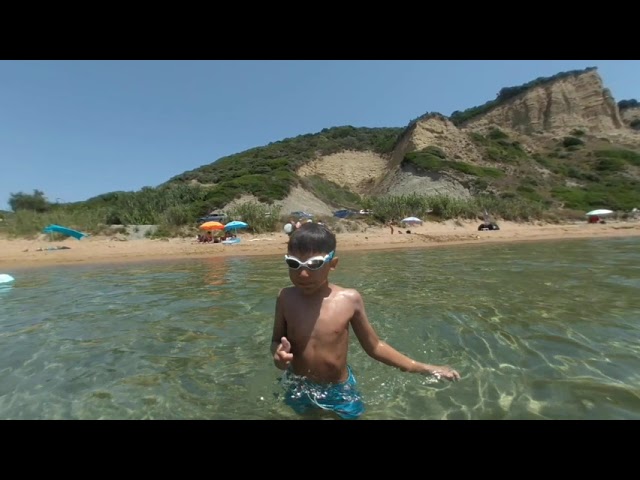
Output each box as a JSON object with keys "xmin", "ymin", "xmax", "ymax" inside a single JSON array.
[{"xmin": 1, "ymin": 219, "xmax": 640, "ymax": 271}]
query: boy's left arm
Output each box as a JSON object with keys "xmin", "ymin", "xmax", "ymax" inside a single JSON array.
[{"xmin": 348, "ymin": 289, "xmax": 460, "ymax": 381}]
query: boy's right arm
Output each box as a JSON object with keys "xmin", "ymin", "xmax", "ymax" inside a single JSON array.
[
  {"xmin": 271, "ymin": 289, "xmax": 293, "ymax": 370},
  {"xmin": 349, "ymin": 289, "xmax": 460, "ymax": 381}
]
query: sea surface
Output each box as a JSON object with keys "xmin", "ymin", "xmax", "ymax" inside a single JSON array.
[{"xmin": 1, "ymin": 237, "xmax": 639, "ymax": 419}]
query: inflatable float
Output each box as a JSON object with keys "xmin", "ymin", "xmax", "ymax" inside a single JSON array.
[{"xmin": 43, "ymin": 224, "xmax": 88, "ymax": 240}]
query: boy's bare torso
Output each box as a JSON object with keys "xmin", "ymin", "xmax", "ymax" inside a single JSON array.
[{"xmin": 281, "ymin": 284, "xmax": 356, "ymax": 383}]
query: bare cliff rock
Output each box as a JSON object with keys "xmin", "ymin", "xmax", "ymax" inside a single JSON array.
[
  {"xmin": 332, "ymin": 69, "xmax": 639, "ymax": 202},
  {"xmin": 388, "ymin": 115, "xmax": 484, "ymax": 169},
  {"xmin": 380, "ymin": 165, "xmax": 472, "ymax": 198},
  {"xmin": 461, "ymin": 69, "xmax": 625, "ymax": 137},
  {"xmin": 374, "ymin": 115, "xmax": 480, "ymax": 197},
  {"xmin": 296, "ymin": 150, "xmax": 388, "ymax": 194},
  {"xmin": 621, "ymin": 106, "xmax": 640, "ymax": 128}
]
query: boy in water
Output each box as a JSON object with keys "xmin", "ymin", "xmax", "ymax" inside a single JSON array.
[{"xmin": 271, "ymin": 223, "xmax": 460, "ymax": 419}]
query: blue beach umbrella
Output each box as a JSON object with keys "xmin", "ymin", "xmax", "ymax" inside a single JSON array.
[{"xmin": 224, "ymin": 221, "xmax": 249, "ymax": 232}]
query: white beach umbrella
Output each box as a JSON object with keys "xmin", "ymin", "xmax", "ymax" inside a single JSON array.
[{"xmin": 585, "ymin": 209, "xmax": 613, "ymax": 216}]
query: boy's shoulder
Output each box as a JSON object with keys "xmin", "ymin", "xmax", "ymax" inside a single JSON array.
[{"xmin": 330, "ymin": 284, "xmax": 363, "ymax": 298}]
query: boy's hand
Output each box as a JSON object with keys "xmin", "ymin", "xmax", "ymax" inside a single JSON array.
[
  {"xmin": 424, "ymin": 364, "xmax": 460, "ymax": 381},
  {"xmin": 274, "ymin": 336, "xmax": 293, "ymax": 369}
]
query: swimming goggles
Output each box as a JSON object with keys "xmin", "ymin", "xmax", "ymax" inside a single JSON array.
[{"xmin": 284, "ymin": 251, "xmax": 335, "ymax": 270}]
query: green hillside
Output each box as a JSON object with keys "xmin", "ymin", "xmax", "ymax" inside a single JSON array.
[
  {"xmin": 164, "ymin": 125, "xmax": 401, "ymax": 207},
  {"xmin": 401, "ymin": 127, "xmax": 640, "ymax": 213},
  {"xmin": 4, "ymin": 67, "xmax": 639, "ymax": 238}
]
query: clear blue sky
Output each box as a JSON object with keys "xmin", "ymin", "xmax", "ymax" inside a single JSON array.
[{"xmin": 1, "ymin": 60, "xmax": 638, "ymax": 211}]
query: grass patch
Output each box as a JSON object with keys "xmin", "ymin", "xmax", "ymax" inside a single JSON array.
[
  {"xmin": 403, "ymin": 149, "xmax": 505, "ymax": 179},
  {"xmin": 300, "ymin": 175, "xmax": 363, "ymax": 209},
  {"xmin": 551, "ymin": 181, "xmax": 640, "ymax": 211},
  {"xmin": 470, "ymin": 129, "xmax": 528, "ymax": 164},
  {"xmin": 594, "ymin": 149, "xmax": 640, "ymax": 167},
  {"xmin": 362, "ymin": 193, "xmax": 545, "ymax": 222}
]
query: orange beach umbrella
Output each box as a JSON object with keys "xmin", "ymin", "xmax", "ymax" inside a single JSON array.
[{"xmin": 199, "ymin": 221, "xmax": 225, "ymax": 231}]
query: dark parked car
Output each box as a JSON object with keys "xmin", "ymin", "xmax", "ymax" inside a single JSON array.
[
  {"xmin": 477, "ymin": 222, "xmax": 500, "ymax": 231},
  {"xmin": 290, "ymin": 211, "xmax": 314, "ymax": 219},
  {"xmin": 333, "ymin": 209, "xmax": 356, "ymax": 219},
  {"xmin": 197, "ymin": 212, "xmax": 227, "ymax": 224}
]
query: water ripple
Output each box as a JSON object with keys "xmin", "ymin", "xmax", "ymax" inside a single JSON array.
[{"xmin": 1, "ymin": 237, "xmax": 639, "ymax": 419}]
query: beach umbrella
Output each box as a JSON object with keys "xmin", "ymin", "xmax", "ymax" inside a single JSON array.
[
  {"xmin": 199, "ymin": 221, "xmax": 225, "ymax": 231},
  {"xmin": 224, "ymin": 221, "xmax": 249, "ymax": 239},
  {"xmin": 585, "ymin": 209, "xmax": 613, "ymax": 216},
  {"xmin": 401, "ymin": 216, "xmax": 423, "ymax": 225},
  {"xmin": 224, "ymin": 221, "xmax": 249, "ymax": 231}
]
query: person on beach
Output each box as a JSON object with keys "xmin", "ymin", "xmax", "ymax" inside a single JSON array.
[
  {"xmin": 271, "ymin": 222, "xmax": 460, "ymax": 419},
  {"xmin": 283, "ymin": 217, "xmax": 298, "ymax": 238}
]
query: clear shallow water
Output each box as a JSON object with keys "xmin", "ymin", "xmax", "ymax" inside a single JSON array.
[{"xmin": 1, "ymin": 237, "xmax": 639, "ymax": 419}]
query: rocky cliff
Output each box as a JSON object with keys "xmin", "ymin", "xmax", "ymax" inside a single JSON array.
[
  {"xmin": 210, "ymin": 67, "xmax": 640, "ymax": 215},
  {"xmin": 621, "ymin": 106, "xmax": 640, "ymax": 129},
  {"xmin": 388, "ymin": 114, "xmax": 484, "ymax": 169},
  {"xmin": 373, "ymin": 68, "xmax": 639, "ymax": 199},
  {"xmin": 374, "ymin": 115, "xmax": 482, "ymax": 196},
  {"xmin": 460, "ymin": 69, "xmax": 625, "ymax": 136}
]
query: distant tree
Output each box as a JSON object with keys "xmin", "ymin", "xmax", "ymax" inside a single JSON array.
[
  {"xmin": 8, "ymin": 189, "xmax": 51, "ymax": 212},
  {"xmin": 618, "ymin": 99, "xmax": 639, "ymax": 111},
  {"xmin": 562, "ymin": 136, "xmax": 584, "ymax": 148}
]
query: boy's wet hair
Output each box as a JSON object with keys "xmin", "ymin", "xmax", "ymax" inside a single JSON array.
[{"xmin": 287, "ymin": 222, "xmax": 336, "ymax": 256}]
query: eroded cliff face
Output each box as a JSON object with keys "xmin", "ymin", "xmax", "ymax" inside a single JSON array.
[
  {"xmin": 296, "ymin": 151, "xmax": 388, "ymax": 194},
  {"xmin": 375, "ymin": 115, "xmax": 480, "ymax": 197},
  {"xmin": 461, "ymin": 69, "xmax": 624, "ymax": 136},
  {"xmin": 621, "ymin": 106, "xmax": 640, "ymax": 128},
  {"xmin": 389, "ymin": 115, "xmax": 484, "ymax": 168},
  {"xmin": 380, "ymin": 165, "xmax": 472, "ymax": 198},
  {"xmin": 302, "ymin": 69, "xmax": 638, "ymax": 203}
]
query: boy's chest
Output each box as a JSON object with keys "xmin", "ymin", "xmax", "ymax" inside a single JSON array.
[{"xmin": 285, "ymin": 302, "xmax": 351, "ymax": 340}]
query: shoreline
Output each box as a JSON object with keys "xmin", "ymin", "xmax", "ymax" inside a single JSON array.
[{"xmin": 1, "ymin": 219, "xmax": 640, "ymax": 271}]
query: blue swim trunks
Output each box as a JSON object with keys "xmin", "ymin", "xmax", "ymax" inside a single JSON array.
[{"xmin": 281, "ymin": 366, "xmax": 365, "ymax": 420}]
